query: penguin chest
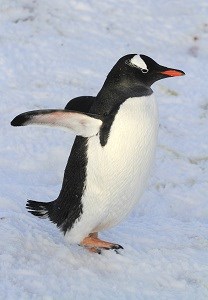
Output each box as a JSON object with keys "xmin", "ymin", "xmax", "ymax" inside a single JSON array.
[{"xmin": 82, "ymin": 95, "xmax": 158, "ymax": 231}]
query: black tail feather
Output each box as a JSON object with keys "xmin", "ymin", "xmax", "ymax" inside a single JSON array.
[
  {"xmin": 26, "ymin": 196, "xmax": 83, "ymax": 234},
  {"xmin": 26, "ymin": 200, "xmax": 54, "ymax": 220}
]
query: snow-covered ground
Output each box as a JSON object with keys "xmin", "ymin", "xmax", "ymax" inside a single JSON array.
[{"xmin": 1, "ymin": 0, "xmax": 208, "ymax": 299}]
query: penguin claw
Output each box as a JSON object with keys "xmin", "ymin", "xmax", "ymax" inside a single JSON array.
[
  {"xmin": 96, "ymin": 248, "xmax": 102, "ymax": 255},
  {"xmin": 99, "ymin": 244, "xmax": 124, "ymax": 253},
  {"xmin": 112, "ymin": 244, "xmax": 124, "ymax": 254},
  {"xmin": 111, "ymin": 244, "xmax": 123, "ymax": 250}
]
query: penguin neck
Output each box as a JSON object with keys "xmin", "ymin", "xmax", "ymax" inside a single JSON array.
[{"xmin": 90, "ymin": 78, "xmax": 153, "ymax": 115}]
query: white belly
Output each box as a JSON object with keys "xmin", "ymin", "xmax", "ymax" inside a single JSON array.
[{"xmin": 66, "ymin": 95, "xmax": 158, "ymax": 243}]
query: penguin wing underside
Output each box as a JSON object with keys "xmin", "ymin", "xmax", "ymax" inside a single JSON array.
[{"xmin": 11, "ymin": 109, "xmax": 102, "ymax": 137}]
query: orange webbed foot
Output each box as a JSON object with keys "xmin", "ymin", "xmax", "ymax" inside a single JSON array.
[{"xmin": 80, "ymin": 233, "xmax": 123, "ymax": 254}]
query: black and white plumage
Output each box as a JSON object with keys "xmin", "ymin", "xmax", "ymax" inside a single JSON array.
[{"xmin": 11, "ymin": 54, "xmax": 185, "ymax": 253}]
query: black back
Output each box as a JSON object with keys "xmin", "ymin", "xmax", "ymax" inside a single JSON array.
[
  {"xmin": 54, "ymin": 136, "xmax": 88, "ymax": 233},
  {"xmin": 65, "ymin": 96, "xmax": 95, "ymax": 113},
  {"xmin": 35, "ymin": 96, "xmax": 94, "ymax": 233}
]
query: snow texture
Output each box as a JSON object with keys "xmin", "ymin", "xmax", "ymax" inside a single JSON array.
[{"xmin": 0, "ymin": 0, "xmax": 208, "ymax": 299}]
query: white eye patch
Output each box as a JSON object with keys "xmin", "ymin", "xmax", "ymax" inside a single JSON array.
[{"xmin": 129, "ymin": 55, "xmax": 148, "ymax": 72}]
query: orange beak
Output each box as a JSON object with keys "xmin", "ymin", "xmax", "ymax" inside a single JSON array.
[{"xmin": 160, "ymin": 69, "xmax": 185, "ymax": 77}]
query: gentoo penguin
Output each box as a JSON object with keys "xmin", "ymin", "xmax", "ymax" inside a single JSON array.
[{"xmin": 11, "ymin": 54, "xmax": 185, "ymax": 254}]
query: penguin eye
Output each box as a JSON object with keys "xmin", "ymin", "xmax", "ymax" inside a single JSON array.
[{"xmin": 141, "ymin": 68, "xmax": 148, "ymax": 73}]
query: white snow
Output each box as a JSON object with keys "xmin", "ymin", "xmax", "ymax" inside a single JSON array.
[{"xmin": 0, "ymin": 0, "xmax": 208, "ymax": 299}]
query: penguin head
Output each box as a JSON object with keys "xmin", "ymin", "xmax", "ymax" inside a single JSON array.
[{"xmin": 107, "ymin": 54, "xmax": 185, "ymax": 88}]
